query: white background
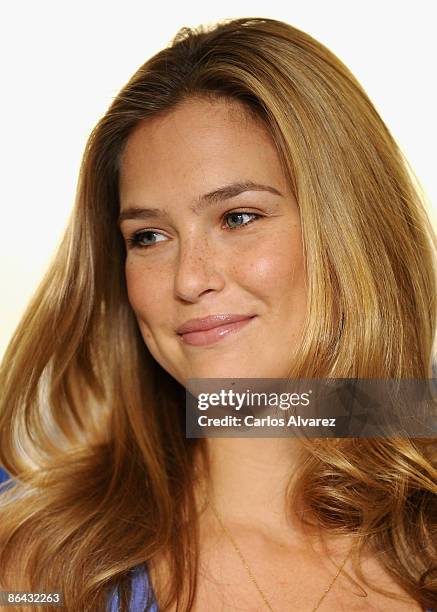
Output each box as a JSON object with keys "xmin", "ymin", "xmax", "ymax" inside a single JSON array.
[{"xmin": 1, "ymin": 0, "xmax": 436, "ymax": 357}]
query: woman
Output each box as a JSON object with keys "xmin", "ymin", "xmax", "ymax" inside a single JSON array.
[{"xmin": 0, "ymin": 16, "xmax": 436, "ymax": 612}]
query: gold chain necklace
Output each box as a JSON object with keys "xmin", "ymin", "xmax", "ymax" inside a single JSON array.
[{"xmin": 206, "ymin": 495, "xmax": 352, "ymax": 612}]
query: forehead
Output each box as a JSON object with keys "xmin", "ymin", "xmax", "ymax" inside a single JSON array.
[
  {"xmin": 118, "ymin": 97, "xmax": 288, "ymax": 203},
  {"xmin": 123, "ymin": 95, "xmax": 263, "ymax": 145}
]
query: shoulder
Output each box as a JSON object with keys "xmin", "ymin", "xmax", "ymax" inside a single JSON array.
[{"xmin": 0, "ymin": 475, "xmax": 158, "ymax": 610}]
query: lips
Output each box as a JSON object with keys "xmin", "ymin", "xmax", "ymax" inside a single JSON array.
[
  {"xmin": 176, "ymin": 314, "xmax": 255, "ymax": 334},
  {"xmin": 176, "ymin": 314, "xmax": 256, "ymax": 347}
]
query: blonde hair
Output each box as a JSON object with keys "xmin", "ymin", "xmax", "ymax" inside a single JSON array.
[{"xmin": 0, "ymin": 17, "xmax": 436, "ymax": 611}]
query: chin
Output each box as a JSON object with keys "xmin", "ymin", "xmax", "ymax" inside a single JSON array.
[{"xmin": 186, "ymin": 363, "xmax": 262, "ymax": 380}]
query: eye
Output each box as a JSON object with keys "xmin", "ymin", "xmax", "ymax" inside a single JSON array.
[
  {"xmin": 224, "ymin": 211, "xmax": 260, "ymax": 230},
  {"xmin": 125, "ymin": 211, "xmax": 262, "ymax": 249},
  {"xmin": 126, "ymin": 230, "xmax": 168, "ymax": 249}
]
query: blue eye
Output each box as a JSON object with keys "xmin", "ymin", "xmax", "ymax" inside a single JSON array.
[
  {"xmin": 224, "ymin": 211, "xmax": 259, "ymax": 229},
  {"xmin": 126, "ymin": 211, "xmax": 262, "ymax": 249},
  {"xmin": 127, "ymin": 230, "xmax": 168, "ymax": 249}
]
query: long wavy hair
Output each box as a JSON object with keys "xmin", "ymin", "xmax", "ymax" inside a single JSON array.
[{"xmin": 0, "ymin": 16, "xmax": 436, "ymax": 611}]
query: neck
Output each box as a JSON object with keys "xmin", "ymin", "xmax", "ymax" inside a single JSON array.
[{"xmin": 195, "ymin": 437, "xmax": 310, "ymax": 537}]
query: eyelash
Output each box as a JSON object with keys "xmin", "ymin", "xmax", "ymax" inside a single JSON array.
[{"xmin": 125, "ymin": 211, "xmax": 261, "ymax": 250}]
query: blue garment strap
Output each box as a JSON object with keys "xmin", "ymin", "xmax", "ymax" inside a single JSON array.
[{"xmin": 107, "ymin": 565, "xmax": 159, "ymax": 611}]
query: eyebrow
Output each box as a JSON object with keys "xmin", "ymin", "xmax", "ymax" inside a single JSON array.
[{"xmin": 118, "ymin": 181, "xmax": 283, "ymax": 225}]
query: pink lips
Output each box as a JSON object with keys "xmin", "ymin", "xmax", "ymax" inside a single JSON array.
[{"xmin": 176, "ymin": 314, "xmax": 256, "ymax": 347}]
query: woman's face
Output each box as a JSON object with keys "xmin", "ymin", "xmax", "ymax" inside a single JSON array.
[{"xmin": 118, "ymin": 97, "xmax": 307, "ymax": 385}]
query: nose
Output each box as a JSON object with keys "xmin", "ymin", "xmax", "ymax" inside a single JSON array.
[{"xmin": 174, "ymin": 234, "xmax": 225, "ymax": 303}]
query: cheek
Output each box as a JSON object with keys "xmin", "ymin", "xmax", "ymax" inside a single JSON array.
[
  {"xmin": 124, "ymin": 259, "xmax": 167, "ymax": 327},
  {"xmin": 237, "ymin": 230, "xmax": 305, "ymax": 293}
]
